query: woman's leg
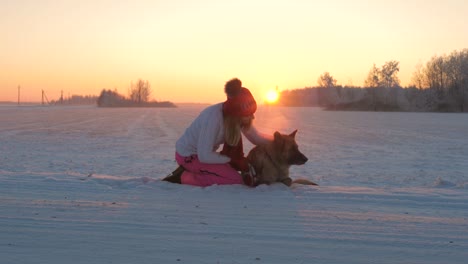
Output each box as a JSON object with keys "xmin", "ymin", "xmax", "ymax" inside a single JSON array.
[{"xmin": 175, "ymin": 153, "xmax": 243, "ymax": 187}]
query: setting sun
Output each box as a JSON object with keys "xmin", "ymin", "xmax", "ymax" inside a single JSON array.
[{"xmin": 265, "ymin": 90, "xmax": 279, "ymax": 104}]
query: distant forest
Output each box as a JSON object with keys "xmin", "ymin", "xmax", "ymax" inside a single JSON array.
[
  {"xmin": 51, "ymin": 79, "xmax": 176, "ymax": 108},
  {"xmin": 97, "ymin": 89, "xmax": 175, "ymax": 108},
  {"xmin": 277, "ymin": 49, "xmax": 468, "ymax": 112},
  {"xmin": 97, "ymin": 79, "xmax": 175, "ymax": 107},
  {"xmin": 51, "ymin": 95, "xmax": 98, "ymax": 105}
]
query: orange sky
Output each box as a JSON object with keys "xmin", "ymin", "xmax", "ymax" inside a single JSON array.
[{"xmin": 1, "ymin": 0, "xmax": 467, "ymax": 103}]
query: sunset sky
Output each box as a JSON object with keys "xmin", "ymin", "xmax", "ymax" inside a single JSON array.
[{"xmin": 1, "ymin": 0, "xmax": 467, "ymax": 103}]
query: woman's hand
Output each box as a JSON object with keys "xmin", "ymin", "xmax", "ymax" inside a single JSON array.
[{"xmin": 229, "ymin": 157, "xmax": 250, "ymax": 172}]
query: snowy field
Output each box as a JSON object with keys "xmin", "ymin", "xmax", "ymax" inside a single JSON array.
[{"xmin": 1, "ymin": 104, "xmax": 467, "ymax": 264}]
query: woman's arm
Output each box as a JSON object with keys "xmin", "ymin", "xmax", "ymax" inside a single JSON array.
[
  {"xmin": 242, "ymin": 125, "xmax": 273, "ymax": 146},
  {"xmin": 197, "ymin": 117, "xmax": 231, "ymax": 164}
]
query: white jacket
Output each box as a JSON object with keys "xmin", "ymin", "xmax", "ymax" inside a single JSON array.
[{"xmin": 175, "ymin": 103, "xmax": 271, "ymax": 164}]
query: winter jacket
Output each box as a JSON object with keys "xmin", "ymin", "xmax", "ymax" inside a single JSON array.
[{"xmin": 175, "ymin": 103, "xmax": 270, "ymax": 164}]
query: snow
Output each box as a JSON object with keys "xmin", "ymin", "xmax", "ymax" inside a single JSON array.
[{"xmin": 1, "ymin": 105, "xmax": 468, "ymax": 264}]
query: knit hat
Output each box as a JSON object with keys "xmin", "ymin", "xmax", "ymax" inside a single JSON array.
[{"xmin": 222, "ymin": 78, "xmax": 257, "ymax": 117}]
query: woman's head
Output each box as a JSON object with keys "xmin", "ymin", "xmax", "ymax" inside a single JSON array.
[
  {"xmin": 222, "ymin": 78, "xmax": 257, "ymax": 146},
  {"xmin": 222, "ymin": 78, "xmax": 257, "ymax": 117}
]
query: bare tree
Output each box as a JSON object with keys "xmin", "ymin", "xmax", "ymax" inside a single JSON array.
[
  {"xmin": 129, "ymin": 79, "xmax": 151, "ymax": 104},
  {"xmin": 317, "ymin": 72, "xmax": 341, "ymax": 108},
  {"xmin": 446, "ymin": 49, "xmax": 468, "ymax": 111},
  {"xmin": 364, "ymin": 64, "xmax": 380, "ymax": 110},
  {"xmin": 364, "ymin": 62, "xmax": 400, "ymax": 88},
  {"xmin": 380, "ymin": 61, "xmax": 400, "ymax": 106},
  {"xmin": 412, "ymin": 49, "xmax": 468, "ymax": 111},
  {"xmin": 411, "ymin": 62, "xmax": 425, "ymax": 89},
  {"xmin": 363, "ymin": 61, "xmax": 401, "ymax": 109},
  {"xmin": 425, "ymin": 56, "xmax": 449, "ymax": 97},
  {"xmin": 317, "ymin": 72, "xmax": 337, "ymax": 88},
  {"xmin": 461, "ymin": 49, "xmax": 468, "ymax": 111},
  {"xmin": 364, "ymin": 64, "xmax": 380, "ymax": 88},
  {"xmin": 380, "ymin": 61, "xmax": 400, "ymax": 88}
]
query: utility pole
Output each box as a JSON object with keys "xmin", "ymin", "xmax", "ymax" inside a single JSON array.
[
  {"xmin": 18, "ymin": 85, "xmax": 20, "ymax": 105},
  {"xmin": 42, "ymin": 90, "xmax": 50, "ymax": 105}
]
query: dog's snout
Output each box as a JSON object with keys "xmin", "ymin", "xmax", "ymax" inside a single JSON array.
[
  {"xmin": 289, "ymin": 152, "xmax": 308, "ymax": 165},
  {"xmin": 299, "ymin": 154, "xmax": 308, "ymax": 164}
]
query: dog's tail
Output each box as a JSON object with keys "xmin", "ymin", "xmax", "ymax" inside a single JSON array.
[{"xmin": 292, "ymin": 178, "xmax": 318, "ymax": 186}]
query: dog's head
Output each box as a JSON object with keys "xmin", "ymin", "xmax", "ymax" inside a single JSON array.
[{"xmin": 273, "ymin": 130, "xmax": 308, "ymax": 165}]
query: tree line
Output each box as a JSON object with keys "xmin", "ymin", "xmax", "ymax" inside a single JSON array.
[
  {"xmin": 97, "ymin": 79, "xmax": 175, "ymax": 107},
  {"xmin": 51, "ymin": 95, "xmax": 98, "ymax": 105},
  {"xmin": 277, "ymin": 49, "xmax": 468, "ymax": 112}
]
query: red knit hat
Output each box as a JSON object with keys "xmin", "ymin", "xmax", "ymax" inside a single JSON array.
[{"xmin": 222, "ymin": 78, "xmax": 257, "ymax": 117}]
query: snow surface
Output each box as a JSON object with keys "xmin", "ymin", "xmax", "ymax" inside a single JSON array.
[{"xmin": 1, "ymin": 105, "xmax": 467, "ymax": 264}]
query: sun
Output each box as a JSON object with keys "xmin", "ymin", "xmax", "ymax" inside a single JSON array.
[{"xmin": 265, "ymin": 90, "xmax": 279, "ymax": 104}]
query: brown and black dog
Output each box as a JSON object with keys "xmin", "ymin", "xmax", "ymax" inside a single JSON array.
[{"xmin": 247, "ymin": 130, "xmax": 318, "ymax": 187}]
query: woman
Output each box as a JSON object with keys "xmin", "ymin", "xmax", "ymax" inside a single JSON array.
[{"xmin": 162, "ymin": 78, "xmax": 271, "ymax": 187}]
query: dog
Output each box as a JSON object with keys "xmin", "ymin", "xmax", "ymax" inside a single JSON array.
[{"xmin": 247, "ymin": 130, "xmax": 318, "ymax": 187}]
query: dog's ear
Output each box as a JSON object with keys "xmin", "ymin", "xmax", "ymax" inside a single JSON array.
[
  {"xmin": 289, "ymin": 130, "xmax": 298, "ymax": 138},
  {"xmin": 273, "ymin": 131, "xmax": 284, "ymax": 150},
  {"xmin": 274, "ymin": 131, "xmax": 282, "ymax": 142}
]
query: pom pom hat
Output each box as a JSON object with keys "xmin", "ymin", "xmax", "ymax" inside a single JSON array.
[{"xmin": 222, "ymin": 78, "xmax": 257, "ymax": 117}]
